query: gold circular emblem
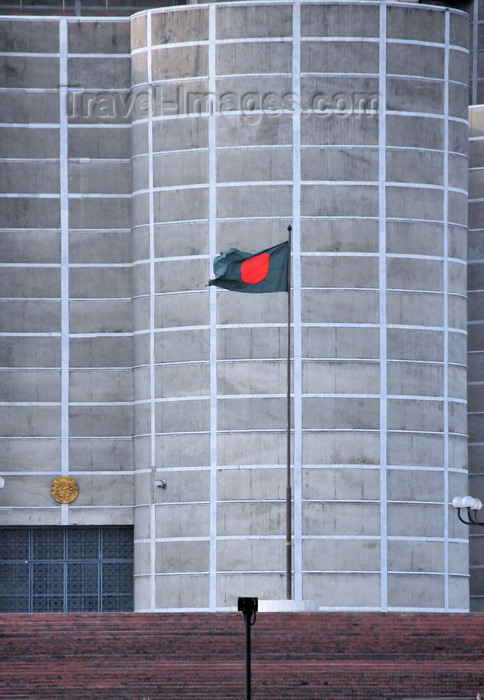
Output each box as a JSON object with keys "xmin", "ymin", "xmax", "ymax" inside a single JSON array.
[{"xmin": 51, "ymin": 476, "xmax": 79, "ymax": 504}]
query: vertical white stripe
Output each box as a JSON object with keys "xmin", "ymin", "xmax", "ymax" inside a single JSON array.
[
  {"xmin": 443, "ymin": 9, "xmax": 450, "ymax": 610},
  {"xmin": 379, "ymin": 1, "xmax": 388, "ymax": 612},
  {"xmin": 292, "ymin": 0, "xmax": 303, "ymax": 600},
  {"xmin": 472, "ymin": 0, "xmax": 478, "ymax": 106},
  {"xmin": 59, "ymin": 18, "xmax": 69, "ymax": 526},
  {"xmin": 208, "ymin": 2, "xmax": 218, "ymax": 612},
  {"xmin": 147, "ymin": 12, "xmax": 157, "ymax": 612}
]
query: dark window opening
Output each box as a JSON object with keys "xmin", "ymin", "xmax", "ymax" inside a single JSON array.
[{"xmin": 0, "ymin": 526, "xmax": 133, "ymax": 613}]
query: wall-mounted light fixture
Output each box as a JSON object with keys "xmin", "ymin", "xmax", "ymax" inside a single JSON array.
[{"xmin": 452, "ymin": 495, "xmax": 484, "ymax": 526}]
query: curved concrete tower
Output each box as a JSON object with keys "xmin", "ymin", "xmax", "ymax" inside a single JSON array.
[{"xmin": 130, "ymin": 0, "xmax": 469, "ymax": 611}]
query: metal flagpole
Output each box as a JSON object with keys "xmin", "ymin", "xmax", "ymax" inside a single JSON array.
[{"xmin": 286, "ymin": 224, "xmax": 292, "ymax": 600}]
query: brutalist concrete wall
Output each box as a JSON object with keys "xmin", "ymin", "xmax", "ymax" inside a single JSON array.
[
  {"xmin": 130, "ymin": 1, "xmax": 470, "ymax": 612},
  {"xmin": 0, "ymin": 17, "xmax": 134, "ymax": 526},
  {"xmin": 468, "ymin": 105, "xmax": 484, "ymax": 611}
]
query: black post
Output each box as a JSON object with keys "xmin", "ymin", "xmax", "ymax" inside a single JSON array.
[
  {"xmin": 286, "ymin": 224, "xmax": 292, "ymax": 600},
  {"xmin": 238, "ymin": 597, "xmax": 258, "ymax": 700}
]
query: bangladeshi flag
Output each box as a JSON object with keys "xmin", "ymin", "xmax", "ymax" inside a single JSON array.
[{"xmin": 208, "ymin": 241, "xmax": 288, "ymax": 293}]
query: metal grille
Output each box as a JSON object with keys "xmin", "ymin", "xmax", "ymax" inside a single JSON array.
[{"xmin": 0, "ymin": 527, "xmax": 133, "ymax": 613}]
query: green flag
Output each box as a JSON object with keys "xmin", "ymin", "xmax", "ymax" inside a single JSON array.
[{"xmin": 208, "ymin": 241, "xmax": 288, "ymax": 293}]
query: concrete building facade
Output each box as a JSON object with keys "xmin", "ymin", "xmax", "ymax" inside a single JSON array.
[{"xmin": 0, "ymin": 0, "xmax": 478, "ymax": 612}]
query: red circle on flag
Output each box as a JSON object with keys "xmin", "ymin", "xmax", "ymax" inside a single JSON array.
[{"xmin": 240, "ymin": 252, "xmax": 270, "ymax": 284}]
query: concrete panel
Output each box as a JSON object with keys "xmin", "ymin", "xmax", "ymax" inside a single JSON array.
[
  {"xmin": 387, "ymin": 399, "xmax": 444, "ymax": 433},
  {"xmin": 152, "ymin": 7, "xmax": 208, "ymax": 44},
  {"xmin": 387, "ymin": 329, "xmax": 443, "ymax": 362},
  {"xmin": 302, "ymin": 147, "xmax": 378, "ymax": 182},
  {"xmin": 217, "ymin": 572, "xmax": 285, "ymax": 607},
  {"xmin": 449, "ymin": 294, "xmax": 467, "ymax": 330},
  {"xmin": 69, "ymin": 369, "xmax": 132, "ymax": 402},
  {"xmin": 303, "ymin": 397, "xmax": 379, "ymax": 431},
  {"xmin": 70, "ymin": 336, "xmax": 132, "ymax": 368},
  {"xmin": 218, "ymin": 501, "xmax": 283, "ymax": 537},
  {"xmin": 0, "ymin": 406, "xmax": 59, "ymax": 437},
  {"xmin": 449, "ymin": 541, "xmax": 469, "ymax": 575},
  {"xmin": 217, "ymin": 360, "xmax": 285, "ymax": 396},
  {"xmin": 217, "ymin": 183, "xmax": 291, "ymax": 219},
  {"xmin": 387, "ymin": 186, "xmax": 443, "ymax": 221},
  {"xmin": 151, "ymin": 45, "xmax": 207, "ymax": 82},
  {"xmin": 388, "ymin": 540, "xmax": 443, "ymax": 573},
  {"xmin": 388, "ymin": 503, "xmax": 445, "ymax": 538},
  {"xmin": 69, "ymin": 161, "xmax": 131, "ymax": 195},
  {"xmin": 69, "ymin": 126, "xmax": 130, "ymax": 159},
  {"xmin": 70, "ymin": 267, "xmax": 132, "ymax": 299},
  {"xmin": 218, "ymin": 3, "xmax": 292, "ymax": 39},
  {"xmin": 387, "ymin": 42, "xmax": 444, "ymax": 79},
  {"xmin": 218, "ymin": 397, "xmax": 285, "ymax": 431},
  {"xmin": 449, "ymin": 82, "xmax": 469, "ymax": 121},
  {"xmin": 304, "ymin": 112, "xmax": 378, "ymax": 147},
  {"xmin": 156, "ymin": 362, "xmax": 209, "ymax": 398},
  {"xmin": 218, "ymin": 147, "xmax": 290, "ymax": 184},
  {"xmin": 303, "ymin": 538, "xmax": 380, "ymax": 572},
  {"xmin": 388, "ymin": 573, "xmax": 444, "ymax": 609},
  {"xmin": 302, "ymin": 184, "xmax": 378, "ymax": 218},
  {"xmin": 0, "ymin": 369, "xmax": 60, "ymax": 402},
  {"xmin": 155, "ymin": 328, "xmax": 209, "ymax": 363},
  {"xmin": 387, "ymin": 291, "xmax": 443, "ymax": 327},
  {"xmin": 218, "ymin": 431, "xmax": 285, "ymax": 466},
  {"xmin": 155, "ymin": 433, "xmax": 210, "ymax": 468},
  {"xmin": 387, "ymin": 115, "xmax": 444, "ymax": 151},
  {"xmin": 154, "ymin": 222, "xmax": 208, "ymax": 258},
  {"xmin": 303, "ymin": 326, "xmax": 379, "ymax": 360},
  {"xmin": 304, "ymin": 501, "xmax": 380, "ymax": 537},
  {"xmin": 387, "ymin": 5, "xmax": 445, "ymax": 42},
  {"xmin": 449, "ymin": 260, "xmax": 467, "ymax": 295},
  {"xmin": 0, "ymin": 438, "xmax": 60, "ymax": 471},
  {"xmin": 155, "ymin": 503, "xmax": 210, "ymax": 537},
  {"xmin": 301, "ymin": 218, "xmax": 379, "ymax": 253},
  {"xmin": 305, "ymin": 572, "xmax": 380, "ymax": 607},
  {"xmin": 387, "ymin": 467, "xmax": 444, "ymax": 502},
  {"xmin": 0, "ymin": 198, "xmax": 60, "ymax": 229},
  {"xmin": 218, "ymin": 467, "xmax": 285, "ymax": 501},
  {"xmin": 152, "ymin": 151, "xmax": 207, "ymax": 188},
  {"xmin": 0, "ymin": 18, "xmax": 59, "ymax": 52},
  {"xmin": 69, "ymin": 507, "xmax": 133, "ymax": 526},
  {"xmin": 217, "ymin": 41, "xmax": 291, "ymax": 75},
  {"xmin": 301, "ymin": 3, "xmax": 379, "ymax": 37},
  {"xmin": 0, "ymin": 508, "xmax": 61, "ymax": 526},
  {"xmin": 302, "ymin": 255, "xmax": 378, "ymax": 289},
  {"xmin": 69, "ymin": 300, "xmax": 132, "ymax": 334},
  {"xmin": 156, "ymin": 399, "xmax": 209, "ymax": 433},
  {"xmin": 387, "ymin": 433, "xmax": 444, "ymax": 467},
  {"xmin": 0, "ymin": 301, "xmax": 60, "ymax": 333},
  {"xmin": 303, "ymin": 431, "xmax": 380, "ymax": 466},
  {"xmin": 69, "ymin": 437, "xmax": 133, "ymax": 471},
  {"xmin": 302, "ymin": 289, "xmax": 379, "ymax": 324},
  {"xmin": 69, "ymin": 231, "xmax": 132, "ymax": 265},
  {"xmin": 302, "ymin": 467, "xmax": 379, "ymax": 501},
  {"xmin": 68, "ymin": 19, "xmax": 130, "ymax": 54},
  {"xmin": 153, "ymin": 469, "xmax": 209, "ymax": 504},
  {"xmin": 449, "ymin": 576, "xmax": 469, "ymax": 611},
  {"xmin": 303, "ymin": 360, "xmax": 379, "ymax": 394},
  {"xmin": 153, "ymin": 187, "xmax": 208, "ymax": 223},
  {"xmin": 302, "ymin": 40, "xmax": 378, "ymax": 74},
  {"xmin": 69, "ymin": 405, "xmax": 132, "ymax": 438},
  {"xmin": 0, "ymin": 127, "xmax": 58, "ymax": 160},
  {"xmin": 219, "ymin": 326, "xmax": 286, "ymax": 361},
  {"xmin": 0, "ymin": 56, "xmax": 59, "ymax": 89},
  {"xmin": 387, "ymin": 150, "xmax": 443, "ymax": 187},
  {"xmin": 69, "ymin": 197, "xmax": 131, "ymax": 230},
  {"xmin": 0, "ymin": 474, "xmax": 60, "ymax": 507},
  {"xmin": 156, "ymin": 541, "xmax": 209, "ymax": 573},
  {"xmin": 0, "ymin": 267, "xmax": 59, "ymax": 298},
  {"xmin": 0, "ymin": 161, "xmax": 60, "ymax": 194},
  {"xmin": 1, "ymin": 92, "xmax": 59, "ymax": 124},
  {"xmin": 217, "ymin": 114, "xmax": 292, "ymax": 148},
  {"xmin": 218, "ymin": 539, "xmax": 284, "ymax": 572},
  {"xmin": 156, "ymin": 573, "xmax": 209, "ymax": 609},
  {"xmin": 217, "ymin": 291, "xmax": 286, "ymax": 325},
  {"xmin": 71, "ymin": 473, "xmax": 133, "ymax": 507},
  {"xmin": 155, "ymin": 259, "xmax": 208, "ymax": 294},
  {"xmin": 0, "ymin": 336, "xmax": 60, "ymax": 368}
]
